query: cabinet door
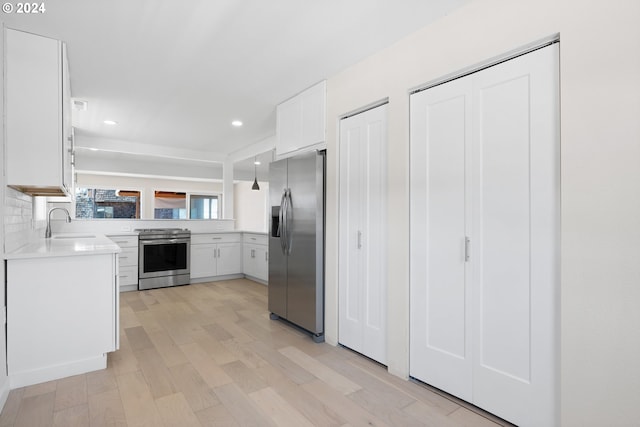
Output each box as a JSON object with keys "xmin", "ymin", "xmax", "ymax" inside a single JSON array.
[
  {"xmin": 276, "ymin": 96, "xmax": 303, "ymax": 156},
  {"xmin": 338, "ymin": 103, "xmax": 387, "ymax": 365},
  {"xmin": 254, "ymin": 246, "xmax": 268, "ymax": 282},
  {"xmin": 244, "ymin": 244, "xmax": 268, "ymax": 281},
  {"xmin": 61, "ymin": 43, "xmax": 73, "ymax": 195},
  {"xmin": 217, "ymin": 243, "xmax": 242, "ymax": 276},
  {"xmin": 243, "ymin": 244, "xmax": 257, "ymax": 278},
  {"xmin": 190, "ymin": 244, "xmax": 216, "ymax": 278},
  {"xmin": 301, "ymin": 81, "xmax": 326, "ymax": 146},
  {"xmin": 276, "ymin": 81, "xmax": 326, "ymax": 156},
  {"xmin": 6, "ymin": 29, "xmax": 64, "ymax": 191}
]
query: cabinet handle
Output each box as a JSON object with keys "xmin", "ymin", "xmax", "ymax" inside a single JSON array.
[
  {"xmin": 212, "ymin": 237, "xmax": 222, "ymax": 240},
  {"xmin": 265, "ymin": 252, "xmax": 268, "ymax": 262},
  {"xmin": 115, "ymin": 241, "xmax": 129, "ymax": 244},
  {"xmin": 357, "ymin": 231, "xmax": 362, "ymax": 249},
  {"xmin": 464, "ymin": 236, "xmax": 471, "ymax": 262},
  {"xmin": 120, "ymin": 256, "xmax": 128, "ymax": 259}
]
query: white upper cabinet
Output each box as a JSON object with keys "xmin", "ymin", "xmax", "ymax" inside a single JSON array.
[
  {"xmin": 276, "ymin": 80, "xmax": 326, "ymax": 157},
  {"xmin": 5, "ymin": 28, "xmax": 74, "ymax": 197}
]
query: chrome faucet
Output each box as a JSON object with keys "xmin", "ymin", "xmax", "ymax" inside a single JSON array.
[{"xmin": 45, "ymin": 207, "xmax": 71, "ymax": 238}]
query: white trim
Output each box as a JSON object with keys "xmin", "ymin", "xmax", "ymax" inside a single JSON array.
[
  {"xmin": 0, "ymin": 378, "xmax": 10, "ymax": 413},
  {"xmin": 76, "ymin": 169, "xmax": 220, "ymax": 183},
  {"xmin": 10, "ymin": 354, "xmax": 107, "ymax": 389},
  {"xmin": 74, "ymin": 135, "xmax": 225, "ymax": 164},
  {"xmin": 409, "ymin": 34, "xmax": 560, "ymax": 95},
  {"xmin": 339, "ymin": 98, "xmax": 389, "ymax": 120}
]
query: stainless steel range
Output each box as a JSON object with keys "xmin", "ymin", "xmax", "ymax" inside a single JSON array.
[{"xmin": 136, "ymin": 228, "xmax": 191, "ymax": 290}]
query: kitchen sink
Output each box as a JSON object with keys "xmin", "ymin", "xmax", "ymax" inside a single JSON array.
[{"xmin": 52, "ymin": 234, "xmax": 96, "ymax": 239}]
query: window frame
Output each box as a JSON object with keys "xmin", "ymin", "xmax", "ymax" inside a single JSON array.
[{"xmin": 74, "ymin": 186, "xmax": 144, "ymax": 219}]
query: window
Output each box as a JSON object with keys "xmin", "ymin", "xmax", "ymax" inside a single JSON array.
[
  {"xmin": 190, "ymin": 194, "xmax": 220, "ymax": 219},
  {"xmin": 75, "ymin": 188, "xmax": 141, "ymax": 219},
  {"xmin": 153, "ymin": 191, "xmax": 187, "ymax": 219}
]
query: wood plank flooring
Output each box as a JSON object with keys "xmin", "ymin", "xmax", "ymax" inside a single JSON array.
[{"xmin": 0, "ymin": 279, "xmax": 511, "ymax": 427}]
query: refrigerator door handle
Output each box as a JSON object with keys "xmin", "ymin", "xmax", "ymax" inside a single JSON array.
[
  {"xmin": 286, "ymin": 189, "xmax": 294, "ymax": 255},
  {"xmin": 279, "ymin": 189, "xmax": 287, "ymax": 254}
]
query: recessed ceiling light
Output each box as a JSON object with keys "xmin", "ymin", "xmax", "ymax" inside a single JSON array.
[
  {"xmin": 231, "ymin": 120, "xmax": 243, "ymax": 127},
  {"xmin": 103, "ymin": 120, "xmax": 118, "ymax": 125},
  {"xmin": 254, "ymin": 160, "xmax": 261, "ymax": 165}
]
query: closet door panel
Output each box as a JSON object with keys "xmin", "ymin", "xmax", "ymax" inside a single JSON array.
[
  {"xmin": 475, "ymin": 74, "xmax": 532, "ymax": 380},
  {"xmin": 362, "ymin": 115, "xmax": 387, "ymax": 363},
  {"xmin": 339, "ymin": 124, "xmax": 364, "ymax": 353},
  {"xmin": 471, "ymin": 44, "xmax": 559, "ymax": 427},
  {"xmin": 409, "ymin": 78, "xmax": 473, "ymax": 400},
  {"xmin": 339, "ymin": 104, "xmax": 388, "ymax": 365}
]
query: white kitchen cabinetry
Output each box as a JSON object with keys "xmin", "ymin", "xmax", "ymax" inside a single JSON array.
[
  {"xmin": 7, "ymin": 253, "xmax": 119, "ymax": 387},
  {"xmin": 409, "ymin": 45, "xmax": 559, "ymax": 427},
  {"xmin": 243, "ymin": 233, "xmax": 268, "ymax": 283},
  {"xmin": 338, "ymin": 104, "xmax": 388, "ymax": 365},
  {"xmin": 108, "ymin": 234, "xmax": 139, "ymax": 291},
  {"xmin": 191, "ymin": 233, "xmax": 242, "ymax": 280},
  {"xmin": 5, "ymin": 28, "xmax": 74, "ymax": 197},
  {"xmin": 276, "ymin": 80, "xmax": 326, "ymax": 157}
]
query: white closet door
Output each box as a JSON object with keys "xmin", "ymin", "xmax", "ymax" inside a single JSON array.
[
  {"xmin": 409, "ymin": 77, "xmax": 473, "ymax": 400},
  {"xmin": 339, "ymin": 104, "xmax": 387, "ymax": 365},
  {"xmin": 410, "ymin": 43, "xmax": 559, "ymax": 427},
  {"xmin": 471, "ymin": 44, "xmax": 559, "ymax": 427}
]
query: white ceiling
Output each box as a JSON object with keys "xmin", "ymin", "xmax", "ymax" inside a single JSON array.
[{"xmin": 3, "ymin": 0, "xmax": 468, "ymax": 173}]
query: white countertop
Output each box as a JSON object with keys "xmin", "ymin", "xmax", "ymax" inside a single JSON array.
[{"xmin": 5, "ymin": 233, "xmax": 121, "ymax": 260}]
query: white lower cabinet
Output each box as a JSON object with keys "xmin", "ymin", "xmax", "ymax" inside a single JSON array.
[
  {"xmin": 190, "ymin": 233, "xmax": 242, "ymax": 280},
  {"xmin": 409, "ymin": 45, "xmax": 559, "ymax": 427},
  {"xmin": 7, "ymin": 253, "xmax": 119, "ymax": 387},
  {"xmin": 243, "ymin": 233, "xmax": 268, "ymax": 282},
  {"xmin": 108, "ymin": 234, "xmax": 138, "ymax": 291}
]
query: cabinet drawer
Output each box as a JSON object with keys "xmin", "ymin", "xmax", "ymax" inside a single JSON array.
[
  {"xmin": 192, "ymin": 233, "xmax": 241, "ymax": 245},
  {"xmin": 118, "ymin": 264, "xmax": 138, "ymax": 286},
  {"xmin": 243, "ymin": 233, "xmax": 267, "ymax": 245},
  {"xmin": 118, "ymin": 247, "xmax": 138, "ymax": 267},
  {"xmin": 108, "ymin": 235, "xmax": 138, "ymax": 248}
]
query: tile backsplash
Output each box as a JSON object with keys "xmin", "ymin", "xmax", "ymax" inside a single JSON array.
[{"xmin": 4, "ymin": 187, "xmax": 43, "ymax": 253}]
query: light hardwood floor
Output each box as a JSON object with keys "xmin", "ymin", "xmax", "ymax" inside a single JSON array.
[{"xmin": 0, "ymin": 279, "xmax": 512, "ymax": 427}]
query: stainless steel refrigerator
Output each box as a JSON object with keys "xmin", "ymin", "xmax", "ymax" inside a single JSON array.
[{"xmin": 269, "ymin": 150, "xmax": 325, "ymax": 342}]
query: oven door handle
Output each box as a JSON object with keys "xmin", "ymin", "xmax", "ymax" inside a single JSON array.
[{"xmin": 139, "ymin": 238, "xmax": 187, "ymax": 244}]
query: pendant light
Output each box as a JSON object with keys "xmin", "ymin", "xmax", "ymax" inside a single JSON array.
[{"xmin": 252, "ymin": 156, "xmax": 260, "ymax": 190}]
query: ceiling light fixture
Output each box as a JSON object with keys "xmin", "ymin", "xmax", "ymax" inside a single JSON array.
[
  {"xmin": 231, "ymin": 120, "xmax": 243, "ymax": 127},
  {"xmin": 103, "ymin": 120, "xmax": 118, "ymax": 125},
  {"xmin": 252, "ymin": 156, "xmax": 260, "ymax": 191}
]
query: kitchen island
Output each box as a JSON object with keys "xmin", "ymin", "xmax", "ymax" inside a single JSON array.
[{"xmin": 4, "ymin": 234, "xmax": 120, "ymax": 388}]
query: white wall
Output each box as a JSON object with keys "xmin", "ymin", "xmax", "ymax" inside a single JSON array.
[
  {"xmin": 234, "ymin": 181, "xmax": 269, "ymax": 232},
  {"xmin": 77, "ymin": 173, "xmax": 223, "ymax": 219},
  {"xmin": 324, "ymin": 0, "xmax": 640, "ymax": 425}
]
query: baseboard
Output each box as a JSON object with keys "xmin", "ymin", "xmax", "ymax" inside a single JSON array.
[
  {"xmin": 0, "ymin": 377, "xmax": 10, "ymax": 413},
  {"xmin": 243, "ymin": 274, "xmax": 267, "ymax": 285},
  {"xmin": 190, "ymin": 274, "xmax": 244, "ymax": 284},
  {"xmin": 9, "ymin": 354, "xmax": 107, "ymax": 389}
]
